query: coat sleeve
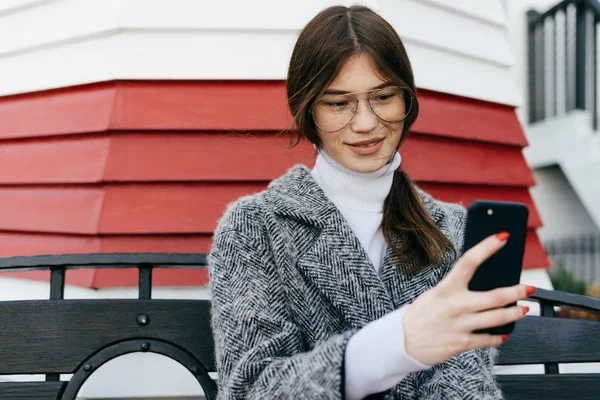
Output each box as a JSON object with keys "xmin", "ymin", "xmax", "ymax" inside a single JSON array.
[{"xmin": 208, "ymin": 205, "xmax": 356, "ymax": 400}]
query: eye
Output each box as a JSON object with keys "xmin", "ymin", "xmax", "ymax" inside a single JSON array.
[
  {"xmin": 375, "ymin": 92, "xmax": 396, "ymax": 102},
  {"xmin": 326, "ymin": 101, "xmax": 350, "ymax": 108}
]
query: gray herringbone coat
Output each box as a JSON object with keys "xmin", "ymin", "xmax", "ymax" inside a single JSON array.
[{"xmin": 209, "ymin": 165, "xmax": 503, "ymax": 400}]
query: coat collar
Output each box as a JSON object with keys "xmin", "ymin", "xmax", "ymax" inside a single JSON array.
[
  {"xmin": 265, "ymin": 165, "xmax": 455, "ymax": 326},
  {"xmin": 267, "ymin": 164, "xmax": 446, "ymax": 227}
]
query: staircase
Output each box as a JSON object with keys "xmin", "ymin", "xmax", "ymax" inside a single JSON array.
[
  {"xmin": 526, "ymin": 0, "xmax": 600, "ymax": 232},
  {"xmin": 525, "ymin": 110, "xmax": 600, "ymax": 228}
]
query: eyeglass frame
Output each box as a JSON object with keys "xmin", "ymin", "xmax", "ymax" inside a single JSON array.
[{"xmin": 310, "ymin": 85, "xmax": 414, "ymax": 133}]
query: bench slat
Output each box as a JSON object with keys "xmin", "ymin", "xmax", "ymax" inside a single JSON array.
[
  {"xmin": 0, "ymin": 382, "xmax": 67, "ymax": 400},
  {"xmin": 497, "ymin": 316, "xmax": 600, "ymax": 365},
  {"xmin": 498, "ymin": 374, "xmax": 600, "ymax": 400},
  {"xmin": 0, "ymin": 299, "xmax": 215, "ymax": 374},
  {"xmin": 0, "ymin": 253, "xmax": 206, "ymax": 272},
  {"xmin": 530, "ymin": 288, "xmax": 600, "ymax": 314}
]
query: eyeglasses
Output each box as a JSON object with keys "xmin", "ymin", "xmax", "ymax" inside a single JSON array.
[{"xmin": 311, "ymin": 86, "xmax": 412, "ymax": 132}]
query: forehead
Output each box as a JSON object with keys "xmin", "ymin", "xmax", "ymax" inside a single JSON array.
[{"xmin": 328, "ymin": 53, "xmax": 387, "ymax": 92}]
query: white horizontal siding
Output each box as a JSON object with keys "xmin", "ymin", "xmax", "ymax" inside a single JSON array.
[
  {"xmin": 380, "ymin": 0, "xmax": 513, "ymax": 67},
  {"xmin": 0, "ymin": 0, "xmax": 520, "ymax": 105},
  {"xmin": 407, "ymin": 40, "xmax": 519, "ymax": 104},
  {"xmin": 419, "ymin": 0, "xmax": 507, "ymax": 27},
  {"xmin": 0, "ymin": 0, "xmax": 54, "ymax": 15},
  {"xmin": 0, "ymin": 0, "xmax": 121, "ymax": 56},
  {"xmin": 120, "ymin": 0, "xmax": 378, "ymax": 31}
]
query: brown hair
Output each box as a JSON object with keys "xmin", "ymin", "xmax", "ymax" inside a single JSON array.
[{"xmin": 286, "ymin": 5, "xmax": 456, "ymax": 272}]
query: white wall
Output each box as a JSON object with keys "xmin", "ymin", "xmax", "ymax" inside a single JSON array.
[
  {"xmin": 0, "ymin": 0, "xmax": 520, "ymax": 105},
  {"xmin": 524, "ymin": 110, "xmax": 600, "ymax": 234},
  {"xmin": 531, "ymin": 165, "xmax": 600, "ymax": 241},
  {"xmin": 379, "ymin": 0, "xmax": 519, "ymax": 105}
]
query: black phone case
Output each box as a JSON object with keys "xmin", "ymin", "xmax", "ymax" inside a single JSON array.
[{"xmin": 462, "ymin": 200, "xmax": 529, "ymax": 335}]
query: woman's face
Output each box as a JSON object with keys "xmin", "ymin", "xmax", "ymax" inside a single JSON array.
[{"xmin": 314, "ymin": 53, "xmax": 404, "ymax": 173}]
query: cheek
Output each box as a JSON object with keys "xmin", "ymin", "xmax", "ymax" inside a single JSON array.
[
  {"xmin": 389, "ymin": 124, "xmax": 404, "ymax": 144},
  {"xmin": 317, "ymin": 131, "xmax": 343, "ymax": 151}
]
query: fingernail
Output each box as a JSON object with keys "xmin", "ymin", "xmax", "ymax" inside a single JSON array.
[
  {"xmin": 501, "ymin": 335, "xmax": 509, "ymax": 342},
  {"xmin": 523, "ymin": 306, "xmax": 530, "ymax": 315},
  {"xmin": 496, "ymin": 232, "xmax": 510, "ymax": 242},
  {"xmin": 525, "ymin": 286, "xmax": 536, "ymax": 296}
]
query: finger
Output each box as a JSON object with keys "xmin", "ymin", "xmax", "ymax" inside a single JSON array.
[
  {"xmin": 461, "ymin": 305, "xmax": 527, "ymax": 332},
  {"xmin": 467, "ymin": 285, "xmax": 532, "ymax": 312},
  {"xmin": 465, "ymin": 333, "xmax": 508, "ymax": 351},
  {"xmin": 445, "ymin": 232, "xmax": 509, "ymax": 286}
]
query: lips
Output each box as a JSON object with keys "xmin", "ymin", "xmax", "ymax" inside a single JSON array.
[
  {"xmin": 347, "ymin": 137, "xmax": 385, "ymax": 147},
  {"xmin": 346, "ymin": 137, "xmax": 385, "ymax": 156}
]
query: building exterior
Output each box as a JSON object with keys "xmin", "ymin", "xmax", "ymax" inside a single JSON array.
[
  {"xmin": 0, "ymin": 0, "xmax": 550, "ymax": 397},
  {"xmin": 504, "ymin": 0, "xmax": 600, "ymax": 286}
]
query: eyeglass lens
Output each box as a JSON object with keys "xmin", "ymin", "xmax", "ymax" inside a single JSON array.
[{"xmin": 312, "ymin": 86, "xmax": 410, "ymax": 132}]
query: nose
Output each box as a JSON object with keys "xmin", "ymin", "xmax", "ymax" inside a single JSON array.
[{"xmin": 350, "ymin": 98, "xmax": 378, "ymax": 133}]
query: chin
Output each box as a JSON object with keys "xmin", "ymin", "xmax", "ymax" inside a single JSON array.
[{"xmin": 344, "ymin": 156, "xmax": 388, "ymax": 174}]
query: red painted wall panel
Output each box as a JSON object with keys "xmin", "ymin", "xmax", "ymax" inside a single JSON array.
[
  {"xmin": 0, "ymin": 183, "xmax": 541, "ymax": 235},
  {"xmin": 0, "ymin": 80, "xmax": 550, "ymax": 289},
  {"xmin": 0, "ymin": 81, "xmax": 528, "ymax": 146},
  {"xmin": 0, "ymin": 136, "xmax": 110, "ymax": 184},
  {"xmin": 415, "ymin": 90, "xmax": 527, "ymax": 146},
  {"xmin": 0, "ymin": 133, "xmax": 533, "ymax": 186},
  {"xmin": 0, "ymin": 83, "xmax": 116, "ymax": 140},
  {"xmin": 0, "ymin": 187, "xmax": 105, "ymax": 234}
]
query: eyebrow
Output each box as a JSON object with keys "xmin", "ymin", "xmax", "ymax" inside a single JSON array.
[{"xmin": 322, "ymin": 82, "xmax": 392, "ymax": 95}]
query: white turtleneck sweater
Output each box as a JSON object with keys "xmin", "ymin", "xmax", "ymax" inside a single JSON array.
[{"xmin": 311, "ymin": 151, "xmax": 430, "ymax": 400}]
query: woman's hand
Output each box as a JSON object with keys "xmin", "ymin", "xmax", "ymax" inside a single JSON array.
[{"xmin": 403, "ymin": 232, "xmax": 533, "ymax": 366}]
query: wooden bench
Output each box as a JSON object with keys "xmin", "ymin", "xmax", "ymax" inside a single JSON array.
[
  {"xmin": 497, "ymin": 287, "xmax": 600, "ymax": 399},
  {"xmin": 0, "ymin": 253, "xmax": 218, "ymax": 400},
  {"xmin": 0, "ymin": 253, "xmax": 599, "ymax": 399}
]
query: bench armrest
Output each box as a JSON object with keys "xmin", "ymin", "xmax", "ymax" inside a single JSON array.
[
  {"xmin": 0, "ymin": 253, "xmax": 207, "ymax": 272},
  {"xmin": 528, "ymin": 287, "xmax": 600, "ymax": 314}
]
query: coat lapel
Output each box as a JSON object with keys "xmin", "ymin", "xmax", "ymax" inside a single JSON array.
[{"xmin": 268, "ymin": 165, "xmax": 394, "ymax": 328}]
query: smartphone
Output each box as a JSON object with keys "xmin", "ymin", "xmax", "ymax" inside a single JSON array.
[{"xmin": 462, "ymin": 200, "xmax": 529, "ymax": 335}]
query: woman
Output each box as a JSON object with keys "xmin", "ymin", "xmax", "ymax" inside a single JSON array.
[{"xmin": 209, "ymin": 5, "xmax": 533, "ymax": 399}]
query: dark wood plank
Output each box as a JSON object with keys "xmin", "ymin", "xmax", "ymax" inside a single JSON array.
[
  {"xmin": 0, "ymin": 381, "xmax": 66, "ymax": 400},
  {"xmin": 498, "ymin": 316, "xmax": 600, "ymax": 365},
  {"xmin": 498, "ymin": 374, "xmax": 600, "ymax": 400},
  {"xmin": 530, "ymin": 287, "xmax": 600, "ymax": 313},
  {"xmin": 0, "ymin": 253, "xmax": 206, "ymax": 272},
  {"xmin": 0, "ymin": 299, "xmax": 215, "ymax": 374}
]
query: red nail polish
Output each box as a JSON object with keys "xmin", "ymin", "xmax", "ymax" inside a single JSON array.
[
  {"xmin": 523, "ymin": 306, "xmax": 530, "ymax": 315},
  {"xmin": 496, "ymin": 232, "xmax": 510, "ymax": 242},
  {"xmin": 525, "ymin": 286, "xmax": 536, "ymax": 296},
  {"xmin": 501, "ymin": 334, "xmax": 509, "ymax": 342}
]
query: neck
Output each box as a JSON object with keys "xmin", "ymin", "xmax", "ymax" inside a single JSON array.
[{"xmin": 311, "ymin": 151, "xmax": 401, "ymax": 213}]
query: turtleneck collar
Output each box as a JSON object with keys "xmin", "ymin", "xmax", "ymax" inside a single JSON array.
[{"xmin": 311, "ymin": 150, "xmax": 401, "ymax": 213}]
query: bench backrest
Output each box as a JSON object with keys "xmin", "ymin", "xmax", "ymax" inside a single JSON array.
[
  {"xmin": 3, "ymin": 253, "xmax": 600, "ymax": 400},
  {"xmin": 497, "ymin": 288, "xmax": 600, "ymax": 400},
  {"xmin": 0, "ymin": 253, "xmax": 217, "ymax": 400}
]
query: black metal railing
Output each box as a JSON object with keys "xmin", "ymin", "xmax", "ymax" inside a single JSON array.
[
  {"xmin": 528, "ymin": 0, "xmax": 600, "ymax": 130},
  {"xmin": 546, "ymin": 234, "xmax": 600, "ymax": 285}
]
